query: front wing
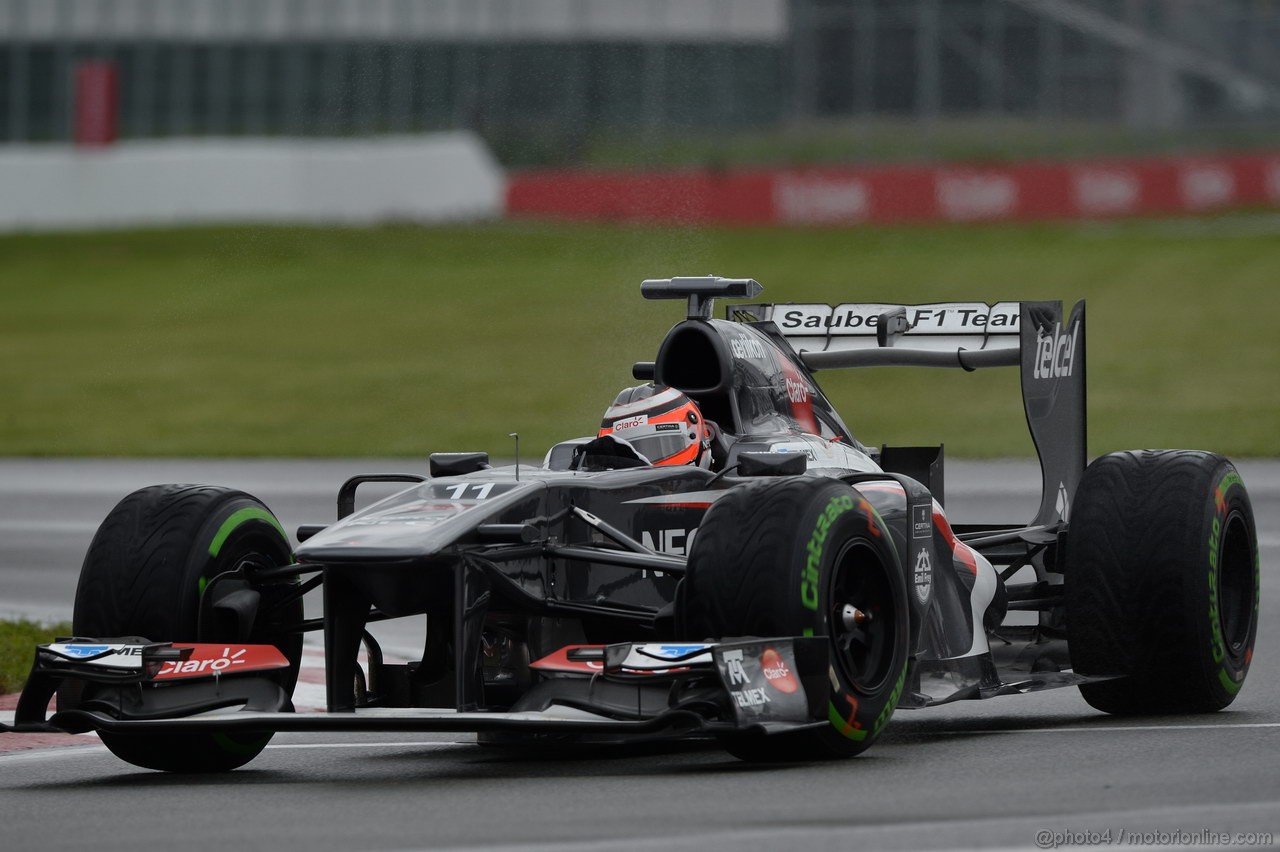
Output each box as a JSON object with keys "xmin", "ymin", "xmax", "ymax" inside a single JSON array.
[{"xmin": 2, "ymin": 637, "xmax": 829, "ymax": 742}]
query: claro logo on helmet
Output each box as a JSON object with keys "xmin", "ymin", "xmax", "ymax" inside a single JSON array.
[
  {"xmin": 1033, "ymin": 321, "xmax": 1080, "ymax": 380},
  {"xmin": 612, "ymin": 415, "xmax": 648, "ymax": 432}
]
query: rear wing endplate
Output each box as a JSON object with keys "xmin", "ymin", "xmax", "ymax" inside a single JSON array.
[{"xmin": 733, "ymin": 301, "xmax": 1086, "ymax": 527}]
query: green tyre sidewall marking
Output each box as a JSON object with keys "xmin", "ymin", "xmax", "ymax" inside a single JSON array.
[
  {"xmin": 795, "ymin": 485, "xmax": 908, "ymax": 750},
  {"xmin": 208, "ymin": 506, "xmax": 287, "ymax": 558},
  {"xmin": 1204, "ymin": 468, "xmax": 1256, "ymax": 701},
  {"xmin": 195, "ymin": 500, "xmax": 294, "ymax": 762}
]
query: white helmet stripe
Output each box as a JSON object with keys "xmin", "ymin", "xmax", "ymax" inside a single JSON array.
[{"xmin": 601, "ymin": 386, "xmax": 686, "ymax": 419}]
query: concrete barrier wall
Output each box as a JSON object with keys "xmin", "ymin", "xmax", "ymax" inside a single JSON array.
[
  {"xmin": 0, "ymin": 133, "xmax": 503, "ymax": 231},
  {"xmin": 507, "ymin": 151, "xmax": 1280, "ymax": 226}
]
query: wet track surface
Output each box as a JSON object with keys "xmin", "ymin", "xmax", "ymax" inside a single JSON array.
[{"xmin": 2, "ymin": 459, "xmax": 1278, "ymax": 851}]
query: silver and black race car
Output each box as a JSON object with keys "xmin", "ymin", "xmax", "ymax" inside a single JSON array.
[{"xmin": 2, "ymin": 277, "xmax": 1261, "ymax": 772}]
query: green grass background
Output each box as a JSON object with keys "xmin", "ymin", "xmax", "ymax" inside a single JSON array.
[
  {"xmin": 2, "ymin": 218, "xmax": 1277, "ymax": 459},
  {"xmin": 0, "ymin": 620, "xmax": 71, "ymax": 693}
]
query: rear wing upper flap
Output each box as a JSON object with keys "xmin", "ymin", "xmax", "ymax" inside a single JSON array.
[
  {"xmin": 733, "ymin": 300, "xmax": 1086, "ymax": 528},
  {"xmin": 732, "ymin": 301, "xmax": 1021, "ymax": 369}
]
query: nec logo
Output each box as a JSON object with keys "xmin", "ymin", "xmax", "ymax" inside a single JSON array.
[
  {"xmin": 641, "ymin": 528, "xmax": 696, "ymax": 557},
  {"xmin": 1033, "ymin": 321, "xmax": 1080, "ymax": 381}
]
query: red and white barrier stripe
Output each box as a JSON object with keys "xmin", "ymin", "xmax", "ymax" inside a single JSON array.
[{"xmin": 507, "ymin": 151, "xmax": 1280, "ymax": 226}]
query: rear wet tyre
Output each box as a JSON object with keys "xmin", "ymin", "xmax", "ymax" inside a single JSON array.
[{"xmin": 1065, "ymin": 451, "xmax": 1259, "ymax": 714}]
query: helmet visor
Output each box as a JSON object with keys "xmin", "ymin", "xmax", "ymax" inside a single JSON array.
[{"xmin": 629, "ymin": 432, "xmax": 696, "ymax": 464}]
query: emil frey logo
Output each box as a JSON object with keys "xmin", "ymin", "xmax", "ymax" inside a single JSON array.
[{"xmin": 914, "ymin": 548, "xmax": 933, "ymax": 604}]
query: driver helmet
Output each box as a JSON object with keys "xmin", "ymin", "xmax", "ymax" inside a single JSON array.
[{"xmin": 598, "ymin": 385, "xmax": 711, "ymax": 467}]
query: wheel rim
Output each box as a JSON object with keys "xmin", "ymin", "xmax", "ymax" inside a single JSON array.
[
  {"xmin": 827, "ymin": 539, "xmax": 896, "ymax": 693},
  {"xmin": 200, "ymin": 533, "xmax": 303, "ymax": 691},
  {"xmin": 1216, "ymin": 509, "xmax": 1255, "ymax": 664}
]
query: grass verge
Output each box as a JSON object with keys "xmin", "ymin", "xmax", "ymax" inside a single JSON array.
[
  {"xmin": 0, "ymin": 619, "xmax": 72, "ymax": 694},
  {"xmin": 2, "ymin": 217, "xmax": 1278, "ymax": 459}
]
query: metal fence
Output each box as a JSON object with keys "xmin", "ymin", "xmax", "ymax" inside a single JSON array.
[
  {"xmin": 790, "ymin": 0, "xmax": 1280, "ymax": 127},
  {"xmin": 2, "ymin": 0, "xmax": 1278, "ymax": 159},
  {"xmin": 0, "ymin": 0, "xmax": 786, "ymax": 151}
]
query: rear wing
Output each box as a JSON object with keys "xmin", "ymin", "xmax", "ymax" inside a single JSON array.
[{"xmin": 732, "ymin": 300, "xmax": 1086, "ymax": 528}]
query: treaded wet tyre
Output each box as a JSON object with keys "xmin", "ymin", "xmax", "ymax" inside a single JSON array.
[
  {"xmin": 681, "ymin": 477, "xmax": 909, "ymax": 761},
  {"xmin": 72, "ymin": 484, "xmax": 301, "ymax": 772},
  {"xmin": 1065, "ymin": 450, "xmax": 1259, "ymax": 714}
]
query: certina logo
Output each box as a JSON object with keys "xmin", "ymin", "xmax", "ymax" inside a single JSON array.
[
  {"xmin": 612, "ymin": 415, "xmax": 647, "ymax": 432},
  {"xmin": 722, "ymin": 649, "xmax": 750, "ymax": 686},
  {"xmin": 730, "ymin": 337, "xmax": 768, "ymax": 361},
  {"xmin": 1033, "ymin": 321, "xmax": 1080, "ymax": 381},
  {"xmin": 760, "ymin": 647, "xmax": 799, "ymax": 694},
  {"xmin": 912, "ymin": 504, "xmax": 931, "ymax": 540},
  {"xmin": 785, "ymin": 377, "xmax": 809, "ymax": 405},
  {"xmin": 158, "ymin": 647, "xmax": 247, "ymax": 677}
]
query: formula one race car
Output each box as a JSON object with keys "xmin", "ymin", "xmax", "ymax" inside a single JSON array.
[{"xmin": 3, "ymin": 277, "xmax": 1261, "ymax": 772}]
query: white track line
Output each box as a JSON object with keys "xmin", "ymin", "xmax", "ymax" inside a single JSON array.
[
  {"xmin": 919, "ymin": 721, "xmax": 1280, "ymax": 736},
  {"xmin": 3, "ymin": 722, "xmax": 1274, "ymax": 766},
  {"xmin": 0, "ymin": 744, "xmax": 107, "ymax": 764},
  {"xmin": 266, "ymin": 741, "xmax": 469, "ymax": 750},
  {"xmin": 385, "ymin": 799, "xmax": 1280, "ymax": 852}
]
